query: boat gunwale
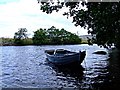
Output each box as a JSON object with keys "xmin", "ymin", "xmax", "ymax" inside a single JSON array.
[{"xmin": 45, "ymin": 52, "xmax": 79, "ymax": 58}]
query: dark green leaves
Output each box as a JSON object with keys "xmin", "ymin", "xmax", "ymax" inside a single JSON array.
[
  {"xmin": 32, "ymin": 26, "xmax": 81, "ymax": 45},
  {"xmin": 14, "ymin": 28, "xmax": 28, "ymax": 45},
  {"xmin": 38, "ymin": 1, "xmax": 120, "ymax": 48}
]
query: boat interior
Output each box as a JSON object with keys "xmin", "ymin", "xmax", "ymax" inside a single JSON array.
[{"xmin": 45, "ymin": 49, "xmax": 75, "ymax": 55}]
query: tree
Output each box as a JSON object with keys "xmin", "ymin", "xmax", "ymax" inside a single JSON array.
[
  {"xmin": 37, "ymin": 0, "xmax": 120, "ymax": 49},
  {"xmin": 32, "ymin": 28, "xmax": 48, "ymax": 45},
  {"xmin": 14, "ymin": 28, "xmax": 28, "ymax": 45},
  {"xmin": 32, "ymin": 26, "xmax": 81, "ymax": 45},
  {"xmin": 47, "ymin": 26, "xmax": 62, "ymax": 44}
]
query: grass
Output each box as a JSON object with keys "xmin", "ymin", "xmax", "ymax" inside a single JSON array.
[
  {"xmin": 0, "ymin": 37, "xmax": 88, "ymax": 46},
  {"xmin": 0, "ymin": 38, "xmax": 33, "ymax": 46},
  {"xmin": 81, "ymin": 39, "xmax": 88, "ymax": 44}
]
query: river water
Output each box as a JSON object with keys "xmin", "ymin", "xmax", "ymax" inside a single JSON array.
[{"xmin": 1, "ymin": 44, "xmax": 120, "ymax": 89}]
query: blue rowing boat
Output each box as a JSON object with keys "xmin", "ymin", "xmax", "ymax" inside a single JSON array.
[{"xmin": 45, "ymin": 49, "xmax": 86, "ymax": 66}]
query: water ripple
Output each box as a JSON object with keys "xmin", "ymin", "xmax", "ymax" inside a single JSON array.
[{"xmin": 1, "ymin": 45, "xmax": 120, "ymax": 89}]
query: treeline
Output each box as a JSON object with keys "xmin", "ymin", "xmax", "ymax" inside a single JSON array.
[
  {"xmin": 0, "ymin": 37, "xmax": 33, "ymax": 46},
  {"xmin": 14, "ymin": 28, "xmax": 33, "ymax": 45},
  {"xmin": 33, "ymin": 26, "xmax": 81, "ymax": 45},
  {"xmin": 1, "ymin": 26, "xmax": 82, "ymax": 46},
  {"xmin": 0, "ymin": 38, "xmax": 14, "ymax": 46}
]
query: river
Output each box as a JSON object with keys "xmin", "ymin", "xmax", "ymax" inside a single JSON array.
[{"xmin": 1, "ymin": 44, "xmax": 120, "ymax": 89}]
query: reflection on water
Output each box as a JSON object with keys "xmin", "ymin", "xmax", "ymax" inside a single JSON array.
[
  {"xmin": 1, "ymin": 44, "xmax": 120, "ymax": 89},
  {"xmin": 45, "ymin": 61, "xmax": 84, "ymax": 88}
]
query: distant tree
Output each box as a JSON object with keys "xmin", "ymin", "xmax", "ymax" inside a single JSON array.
[
  {"xmin": 14, "ymin": 28, "xmax": 28, "ymax": 45},
  {"xmin": 32, "ymin": 28, "xmax": 48, "ymax": 45},
  {"xmin": 46, "ymin": 26, "xmax": 81, "ymax": 44},
  {"xmin": 32, "ymin": 26, "xmax": 81, "ymax": 45},
  {"xmin": 46, "ymin": 26, "xmax": 61, "ymax": 44},
  {"xmin": 37, "ymin": 0, "xmax": 120, "ymax": 49}
]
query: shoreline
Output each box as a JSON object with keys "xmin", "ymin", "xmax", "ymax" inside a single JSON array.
[{"xmin": 0, "ymin": 43, "xmax": 89, "ymax": 46}]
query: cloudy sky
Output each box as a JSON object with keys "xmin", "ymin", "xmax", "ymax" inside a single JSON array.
[{"xmin": 0, "ymin": 0, "xmax": 88, "ymax": 38}]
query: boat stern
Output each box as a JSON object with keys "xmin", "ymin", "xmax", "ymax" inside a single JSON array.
[{"xmin": 79, "ymin": 51, "xmax": 86, "ymax": 64}]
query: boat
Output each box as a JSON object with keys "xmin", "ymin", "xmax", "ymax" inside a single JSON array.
[{"xmin": 45, "ymin": 49, "xmax": 86, "ymax": 66}]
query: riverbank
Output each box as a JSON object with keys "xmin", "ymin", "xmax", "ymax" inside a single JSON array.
[
  {"xmin": 0, "ymin": 38, "xmax": 14, "ymax": 46},
  {"xmin": 0, "ymin": 38, "xmax": 33, "ymax": 46},
  {"xmin": 0, "ymin": 38, "xmax": 88, "ymax": 46}
]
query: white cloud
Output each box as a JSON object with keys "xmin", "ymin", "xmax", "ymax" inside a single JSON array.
[{"xmin": 0, "ymin": 0, "xmax": 87, "ymax": 38}]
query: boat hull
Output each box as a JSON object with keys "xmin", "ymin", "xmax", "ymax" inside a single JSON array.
[
  {"xmin": 45, "ymin": 49, "xmax": 86, "ymax": 66},
  {"xmin": 46, "ymin": 53, "xmax": 80, "ymax": 65}
]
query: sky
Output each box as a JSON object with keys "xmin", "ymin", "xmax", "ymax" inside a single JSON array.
[{"xmin": 0, "ymin": 0, "xmax": 88, "ymax": 38}]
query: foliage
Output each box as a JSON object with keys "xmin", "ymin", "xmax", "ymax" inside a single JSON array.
[
  {"xmin": 32, "ymin": 28, "xmax": 48, "ymax": 45},
  {"xmin": 0, "ymin": 37, "xmax": 33, "ymax": 46},
  {"xmin": 32, "ymin": 26, "xmax": 81, "ymax": 45},
  {"xmin": 14, "ymin": 28, "xmax": 28, "ymax": 45},
  {"xmin": 38, "ymin": 1, "xmax": 120, "ymax": 49},
  {"xmin": 21, "ymin": 38, "xmax": 33, "ymax": 45},
  {"xmin": 0, "ymin": 37, "xmax": 14, "ymax": 46}
]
